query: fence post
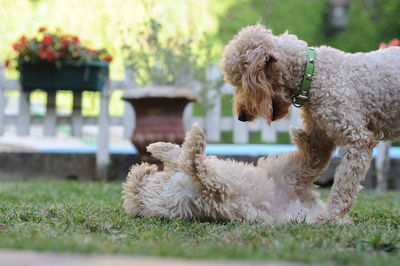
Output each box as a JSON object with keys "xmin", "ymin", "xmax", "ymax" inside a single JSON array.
[
  {"xmin": 71, "ymin": 90, "xmax": 83, "ymax": 136},
  {"xmin": 375, "ymin": 141, "xmax": 390, "ymax": 191},
  {"xmin": 233, "ymin": 118, "xmax": 249, "ymax": 144},
  {"xmin": 17, "ymin": 90, "xmax": 31, "ymax": 136},
  {"xmin": 261, "ymin": 123, "xmax": 277, "ymax": 143},
  {"xmin": 43, "ymin": 90, "xmax": 57, "ymax": 136},
  {"xmin": 123, "ymin": 68, "xmax": 136, "ymax": 138},
  {"xmin": 290, "ymin": 107, "xmax": 302, "ymax": 127},
  {"xmin": 0, "ymin": 68, "xmax": 5, "ymax": 136},
  {"xmin": 205, "ymin": 65, "xmax": 221, "ymax": 142},
  {"xmin": 183, "ymin": 102, "xmax": 193, "ymax": 131},
  {"xmin": 96, "ymin": 81, "xmax": 110, "ymax": 181}
]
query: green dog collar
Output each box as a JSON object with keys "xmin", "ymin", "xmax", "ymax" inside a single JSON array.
[{"xmin": 292, "ymin": 47, "xmax": 316, "ymax": 108}]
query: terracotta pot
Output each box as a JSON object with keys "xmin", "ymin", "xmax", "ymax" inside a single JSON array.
[{"xmin": 123, "ymin": 86, "xmax": 197, "ymax": 167}]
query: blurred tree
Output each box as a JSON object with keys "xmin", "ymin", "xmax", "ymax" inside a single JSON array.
[{"xmin": 214, "ymin": 0, "xmax": 400, "ymax": 52}]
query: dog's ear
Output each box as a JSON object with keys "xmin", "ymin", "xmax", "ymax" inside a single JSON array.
[{"xmin": 243, "ymin": 47, "xmax": 276, "ymax": 124}]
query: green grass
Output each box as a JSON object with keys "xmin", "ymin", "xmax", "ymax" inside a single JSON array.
[{"xmin": 0, "ymin": 179, "xmax": 399, "ymax": 265}]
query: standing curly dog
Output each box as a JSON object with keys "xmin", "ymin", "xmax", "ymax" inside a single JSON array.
[{"xmin": 221, "ymin": 24, "xmax": 400, "ymax": 222}]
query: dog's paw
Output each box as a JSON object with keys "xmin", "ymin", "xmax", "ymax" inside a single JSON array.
[
  {"xmin": 315, "ymin": 214, "xmax": 328, "ymax": 224},
  {"xmin": 316, "ymin": 213, "xmax": 354, "ymax": 225},
  {"xmin": 336, "ymin": 214, "xmax": 354, "ymax": 225}
]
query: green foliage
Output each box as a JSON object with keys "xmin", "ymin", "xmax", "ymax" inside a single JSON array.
[
  {"xmin": 215, "ymin": 0, "xmax": 400, "ymax": 53},
  {"xmin": 276, "ymin": 132, "xmax": 291, "ymax": 144},
  {"xmin": 215, "ymin": 0, "xmax": 326, "ymax": 47},
  {"xmin": 0, "ymin": 179, "xmax": 399, "ymax": 265},
  {"xmin": 25, "ymin": 90, "xmax": 123, "ymax": 117},
  {"xmin": 122, "ymin": 19, "xmax": 199, "ymax": 86},
  {"xmin": 220, "ymin": 131, "xmax": 233, "ymax": 143},
  {"xmin": 323, "ymin": 0, "xmax": 400, "ymax": 52},
  {"xmin": 218, "ymin": 131, "xmax": 291, "ymax": 144},
  {"xmin": 221, "ymin": 94, "xmax": 233, "ymax": 117},
  {"xmin": 122, "ymin": 16, "xmax": 223, "ymax": 111}
]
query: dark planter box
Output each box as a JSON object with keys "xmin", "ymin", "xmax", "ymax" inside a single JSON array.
[{"xmin": 18, "ymin": 60, "xmax": 109, "ymax": 91}]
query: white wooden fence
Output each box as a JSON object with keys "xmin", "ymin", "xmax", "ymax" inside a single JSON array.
[
  {"xmin": 0, "ymin": 66, "xmax": 391, "ymax": 188},
  {"xmin": 0, "ymin": 66, "xmax": 302, "ymax": 143}
]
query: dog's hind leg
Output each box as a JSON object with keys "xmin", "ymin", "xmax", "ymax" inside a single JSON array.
[
  {"xmin": 147, "ymin": 142, "xmax": 181, "ymax": 170},
  {"xmin": 178, "ymin": 123, "xmax": 207, "ymax": 178},
  {"xmin": 122, "ymin": 163, "xmax": 158, "ymax": 215}
]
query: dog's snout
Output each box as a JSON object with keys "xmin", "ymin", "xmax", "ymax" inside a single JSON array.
[{"xmin": 238, "ymin": 111, "xmax": 249, "ymax": 122}]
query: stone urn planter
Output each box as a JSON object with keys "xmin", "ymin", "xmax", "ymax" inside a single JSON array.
[{"xmin": 122, "ymin": 86, "xmax": 197, "ymax": 166}]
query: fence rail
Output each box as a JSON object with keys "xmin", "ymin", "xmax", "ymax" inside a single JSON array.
[{"xmin": 0, "ymin": 66, "xmax": 301, "ymax": 143}]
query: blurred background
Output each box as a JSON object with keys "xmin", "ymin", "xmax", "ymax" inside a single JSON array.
[
  {"xmin": 0, "ymin": 0, "xmax": 399, "ymax": 183},
  {"xmin": 2, "ymin": 0, "xmax": 399, "ymax": 125},
  {"xmin": 1, "ymin": 0, "xmax": 399, "ymax": 79}
]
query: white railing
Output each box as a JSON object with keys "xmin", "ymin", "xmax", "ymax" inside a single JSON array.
[
  {"xmin": 0, "ymin": 66, "xmax": 391, "ymax": 189},
  {"xmin": 0, "ymin": 66, "xmax": 301, "ymax": 144}
]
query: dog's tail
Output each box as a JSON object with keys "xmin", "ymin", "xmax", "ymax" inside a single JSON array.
[
  {"xmin": 178, "ymin": 123, "xmax": 206, "ymax": 178},
  {"xmin": 122, "ymin": 163, "xmax": 158, "ymax": 216}
]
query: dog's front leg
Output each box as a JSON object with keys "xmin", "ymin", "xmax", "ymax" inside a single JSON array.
[
  {"xmin": 290, "ymin": 127, "xmax": 336, "ymax": 184},
  {"xmin": 260, "ymin": 125, "xmax": 335, "ymax": 203},
  {"xmin": 288, "ymin": 127, "xmax": 336, "ymax": 201},
  {"xmin": 326, "ymin": 143, "xmax": 373, "ymax": 221}
]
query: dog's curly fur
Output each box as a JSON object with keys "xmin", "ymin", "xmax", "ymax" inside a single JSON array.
[
  {"xmin": 123, "ymin": 124, "xmax": 351, "ymax": 225},
  {"xmin": 221, "ymin": 24, "xmax": 400, "ymax": 221}
]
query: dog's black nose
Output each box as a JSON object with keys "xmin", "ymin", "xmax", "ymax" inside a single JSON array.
[{"xmin": 238, "ymin": 111, "xmax": 248, "ymax": 122}]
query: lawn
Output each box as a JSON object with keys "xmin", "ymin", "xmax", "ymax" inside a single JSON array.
[{"xmin": 0, "ymin": 179, "xmax": 399, "ymax": 265}]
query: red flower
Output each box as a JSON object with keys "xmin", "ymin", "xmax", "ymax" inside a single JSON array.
[
  {"xmin": 103, "ymin": 55, "xmax": 113, "ymax": 62},
  {"xmin": 388, "ymin": 38, "xmax": 400, "ymax": 46},
  {"xmin": 12, "ymin": 36, "xmax": 27, "ymax": 52},
  {"xmin": 10, "ymin": 27, "xmax": 111, "ymax": 64},
  {"xmin": 42, "ymin": 35, "xmax": 53, "ymax": 46},
  {"xmin": 39, "ymin": 49, "xmax": 48, "ymax": 59},
  {"xmin": 3, "ymin": 59, "xmax": 10, "ymax": 68},
  {"xmin": 380, "ymin": 38, "xmax": 400, "ymax": 49},
  {"xmin": 47, "ymin": 50, "xmax": 57, "ymax": 61},
  {"xmin": 12, "ymin": 42, "xmax": 21, "ymax": 51},
  {"xmin": 71, "ymin": 36, "xmax": 80, "ymax": 44},
  {"xmin": 379, "ymin": 42, "xmax": 388, "ymax": 49},
  {"xmin": 39, "ymin": 48, "xmax": 57, "ymax": 61},
  {"xmin": 19, "ymin": 36, "xmax": 27, "ymax": 43}
]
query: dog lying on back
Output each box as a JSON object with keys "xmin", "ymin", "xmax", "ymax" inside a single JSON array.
[{"xmin": 123, "ymin": 124, "xmax": 350, "ymax": 225}]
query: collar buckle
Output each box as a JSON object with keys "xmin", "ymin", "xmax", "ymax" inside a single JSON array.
[{"xmin": 292, "ymin": 47, "xmax": 316, "ymax": 108}]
